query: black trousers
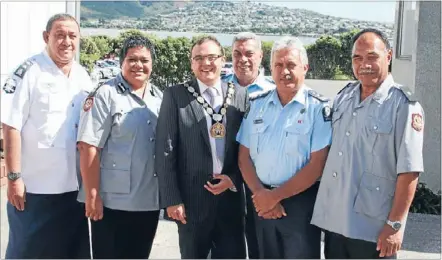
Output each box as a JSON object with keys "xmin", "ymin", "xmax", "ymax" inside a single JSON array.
[
  {"xmin": 177, "ymin": 195, "xmax": 246, "ymax": 259},
  {"xmin": 6, "ymin": 191, "xmax": 90, "ymax": 259},
  {"xmin": 244, "ymin": 186, "xmax": 260, "ymax": 259},
  {"xmin": 324, "ymin": 231, "xmax": 397, "ymax": 259},
  {"xmin": 91, "ymin": 207, "xmax": 160, "ymax": 259},
  {"xmin": 255, "ymin": 182, "xmax": 321, "ymax": 259}
]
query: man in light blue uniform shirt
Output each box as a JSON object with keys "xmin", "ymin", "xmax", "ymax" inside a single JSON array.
[
  {"xmin": 222, "ymin": 32, "xmax": 275, "ymax": 259},
  {"xmin": 237, "ymin": 36, "xmax": 332, "ymax": 258}
]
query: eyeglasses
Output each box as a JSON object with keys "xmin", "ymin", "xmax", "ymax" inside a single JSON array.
[{"xmin": 191, "ymin": 54, "xmax": 223, "ymax": 63}]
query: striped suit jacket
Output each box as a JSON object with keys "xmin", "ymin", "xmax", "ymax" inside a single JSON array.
[{"xmin": 155, "ymin": 78, "xmax": 247, "ymax": 224}]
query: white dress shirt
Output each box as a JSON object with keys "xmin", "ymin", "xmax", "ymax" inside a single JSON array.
[
  {"xmin": 1, "ymin": 50, "xmax": 94, "ymax": 194},
  {"xmin": 196, "ymin": 79, "xmax": 227, "ymax": 174}
]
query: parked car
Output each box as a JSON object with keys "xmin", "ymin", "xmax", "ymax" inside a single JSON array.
[
  {"xmin": 221, "ymin": 62, "xmax": 233, "ymax": 76},
  {"xmin": 96, "ymin": 60, "xmax": 120, "ymax": 77},
  {"xmin": 104, "ymin": 59, "xmax": 120, "ymax": 68},
  {"xmin": 92, "ymin": 63, "xmax": 113, "ymax": 79}
]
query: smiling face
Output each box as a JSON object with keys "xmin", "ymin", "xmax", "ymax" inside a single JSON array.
[
  {"xmin": 352, "ymin": 32, "xmax": 392, "ymax": 88},
  {"xmin": 271, "ymin": 47, "xmax": 308, "ymax": 95},
  {"xmin": 191, "ymin": 40, "xmax": 225, "ymax": 86},
  {"xmin": 232, "ymin": 39, "xmax": 263, "ymax": 84},
  {"xmin": 43, "ymin": 19, "xmax": 79, "ymax": 65},
  {"xmin": 121, "ymin": 46, "xmax": 152, "ymax": 88}
]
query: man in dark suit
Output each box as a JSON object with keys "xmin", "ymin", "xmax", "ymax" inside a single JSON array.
[{"xmin": 155, "ymin": 36, "xmax": 247, "ymax": 259}]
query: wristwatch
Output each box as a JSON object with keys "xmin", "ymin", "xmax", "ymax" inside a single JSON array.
[
  {"xmin": 7, "ymin": 172, "xmax": 21, "ymax": 181},
  {"xmin": 386, "ymin": 220, "xmax": 402, "ymax": 231}
]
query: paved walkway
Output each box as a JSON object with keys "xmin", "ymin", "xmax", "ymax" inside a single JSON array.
[{"xmin": 1, "ymin": 188, "xmax": 440, "ymax": 259}]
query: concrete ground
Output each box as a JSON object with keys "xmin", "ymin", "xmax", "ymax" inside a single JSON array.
[{"xmin": 1, "ymin": 188, "xmax": 440, "ymax": 259}]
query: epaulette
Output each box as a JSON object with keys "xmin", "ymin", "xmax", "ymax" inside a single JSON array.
[
  {"xmin": 249, "ymin": 89, "xmax": 272, "ymax": 101},
  {"xmin": 396, "ymin": 85, "xmax": 418, "ymax": 102},
  {"xmin": 308, "ymin": 90, "xmax": 330, "ymax": 102},
  {"xmin": 13, "ymin": 59, "xmax": 35, "ymax": 79},
  {"xmin": 337, "ymin": 82, "xmax": 357, "ymax": 95}
]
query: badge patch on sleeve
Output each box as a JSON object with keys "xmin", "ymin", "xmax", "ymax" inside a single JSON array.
[
  {"xmin": 322, "ymin": 105, "xmax": 332, "ymax": 121},
  {"xmin": 2, "ymin": 78, "xmax": 17, "ymax": 94},
  {"xmin": 83, "ymin": 97, "xmax": 94, "ymax": 112},
  {"xmin": 411, "ymin": 113, "xmax": 423, "ymax": 132}
]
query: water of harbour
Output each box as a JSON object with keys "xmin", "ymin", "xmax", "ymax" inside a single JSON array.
[{"xmin": 81, "ymin": 28, "xmax": 318, "ymax": 46}]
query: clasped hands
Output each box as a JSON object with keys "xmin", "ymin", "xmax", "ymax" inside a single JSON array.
[{"xmin": 252, "ymin": 188, "xmax": 287, "ymax": 220}]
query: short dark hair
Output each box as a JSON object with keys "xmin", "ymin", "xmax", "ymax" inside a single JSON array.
[
  {"xmin": 46, "ymin": 13, "xmax": 79, "ymax": 32},
  {"xmin": 190, "ymin": 35, "xmax": 225, "ymax": 57},
  {"xmin": 119, "ymin": 35, "xmax": 156, "ymax": 64},
  {"xmin": 352, "ymin": 28, "xmax": 391, "ymax": 50}
]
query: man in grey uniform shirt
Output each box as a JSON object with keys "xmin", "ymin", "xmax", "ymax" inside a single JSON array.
[
  {"xmin": 311, "ymin": 28, "xmax": 424, "ymax": 259},
  {"xmin": 77, "ymin": 35, "xmax": 162, "ymax": 259}
]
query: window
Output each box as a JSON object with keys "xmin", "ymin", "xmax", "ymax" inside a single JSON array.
[{"xmin": 396, "ymin": 1, "xmax": 417, "ymax": 59}]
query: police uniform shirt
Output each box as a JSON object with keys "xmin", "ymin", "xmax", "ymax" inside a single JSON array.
[
  {"xmin": 311, "ymin": 74, "xmax": 425, "ymax": 243},
  {"xmin": 222, "ymin": 72, "xmax": 275, "ymax": 98},
  {"xmin": 76, "ymin": 73, "xmax": 162, "ymax": 211},
  {"xmin": 236, "ymin": 86, "xmax": 332, "ymax": 186},
  {"xmin": 0, "ymin": 50, "xmax": 94, "ymax": 194}
]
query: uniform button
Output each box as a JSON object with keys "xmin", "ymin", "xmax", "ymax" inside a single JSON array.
[
  {"xmin": 332, "ymin": 172, "xmax": 337, "ymax": 177},
  {"xmin": 164, "ymin": 152, "xmax": 169, "ymax": 156},
  {"xmin": 150, "ymin": 137, "xmax": 155, "ymax": 142},
  {"xmin": 71, "ymin": 103, "xmax": 74, "ymax": 107},
  {"xmin": 153, "ymin": 155, "xmax": 156, "ymax": 159},
  {"xmin": 338, "ymin": 151, "xmax": 343, "ymax": 156},
  {"xmin": 376, "ymin": 187, "xmax": 380, "ymax": 191},
  {"xmin": 113, "ymin": 163, "xmax": 116, "ymax": 167},
  {"xmin": 147, "ymin": 120, "xmax": 151, "ymax": 124},
  {"xmin": 345, "ymin": 131, "xmax": 350, "ymax": 136},
  {"xmin": 51, "ymin": 144, "xmax": 54, "ymax": 147},
  {"xmin": 352, "ymin": 112, "xmax": 357, "ymax": 116},
  {"xmin": 153, "ymin": 173, "xmax": 157, "ymax": 177},
  {"xmin": 373, "ymin": 125, "xmax": 378, "ymax": 130}
]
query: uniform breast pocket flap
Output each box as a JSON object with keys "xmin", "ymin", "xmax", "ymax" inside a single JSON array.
[
  {"xmin": 100, "ymin": 154, "xmax": 131, "ymax": 194},
  {"xmin": 353, "ymin": 173, "xmax": 395, "ymax": 221},
  {"xmin": 368, "ymin": 121, "xmax": 392, "ymax": 135},
  {"xmin": 284, "ymin": 126, "xmax": 310, "ymax": 154}
]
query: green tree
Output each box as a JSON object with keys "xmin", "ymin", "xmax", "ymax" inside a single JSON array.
[
  {"xmin": 306, "ymin": 35, "xmax": 342, "ymax": 79},
  {"xmin": 338, "ymin": 28, "xmax": 360, "ymax": 79},
  {"xmin": 90, "ymin": 35, "xmax": 112, "ymax": 58},
  {"xmin": 79, "ymin": 37, "xmax": 100, "ymax": 72},
  {"xmin": 261, "ymin": 40, "xmax": 273, "ymax": 76}
]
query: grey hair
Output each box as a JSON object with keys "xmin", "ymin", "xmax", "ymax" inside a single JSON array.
[
  {"xmin": 46, "ymin": 13, "xmax": 79, "ymax": 32},
  {"xmin": 232, "ymin": 32, "xmax": 262, "ymax": 50},
  {"xmin": 270, "ymin": 36, "xmax": 309, "ymax": 66}
]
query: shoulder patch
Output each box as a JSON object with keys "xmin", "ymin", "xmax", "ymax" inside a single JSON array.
[
  {"xmin": 249, "ymin": 89, "xmax": 272, "ymax": 101},
  {"xmin": 308, "ymin": 90, "xmax": 330, "ymax": 102},
  {"xmin": 322, "ymin": 104, "xmax": 332, "ymax": 121},
  {"xmin": 396, "ymin": 85, "xmax": 418, "ymax": 102},
  {"xmin": 83, "ymin": 97, "xmax": 94, "ymax": 112},
  {"xmin": 337, "ymin": 82, "xmax": 356, "ymax": 95},
  {"xmin": 2, "ymin": 78, "xmax": 17, "ymax": 94},
  {"xmin": 13, "ymin": 59, "xmax": 34, "ymax": 79}
]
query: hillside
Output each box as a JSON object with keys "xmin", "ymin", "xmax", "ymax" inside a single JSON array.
[{"xmin": 80, "ymin": 1, "xmax": 393, "ymax": 37}]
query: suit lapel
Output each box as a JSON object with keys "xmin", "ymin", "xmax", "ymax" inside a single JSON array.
[{"xmin": 187, "ymin": 78, "xmax": 211, "ymax": 151}]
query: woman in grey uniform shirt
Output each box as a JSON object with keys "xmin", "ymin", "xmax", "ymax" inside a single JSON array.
[{"xmin": 77, "ymin": 35, "xmax": 163, "ymax": 259}]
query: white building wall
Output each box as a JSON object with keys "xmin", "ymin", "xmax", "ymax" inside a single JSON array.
[{"xmin": 0, "ymin": 1, "xmax": 79, "ymax": 86}]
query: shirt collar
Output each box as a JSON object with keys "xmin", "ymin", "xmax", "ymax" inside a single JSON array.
[
  {"xmin": 267, "ymin": 85, "xmax": 307, "ymax": 107},
  {"xmin": 197, "ymin": 78, "xmax": 222, "ymax": 96},
  {"xmin": 42, "ymin": 48, "xmax": 77, "ymax": 77},
  {"xmin": 372, "ymin": 74, "xmax": 395, "ymax": 104}
]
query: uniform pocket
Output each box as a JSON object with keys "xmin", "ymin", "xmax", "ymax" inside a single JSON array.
[
  {"xmin": 100, "ymin": 153, "xmax": 131, "ymax": 194},
  {"xmin": 249, "ymin": 124, "xmax": 269, "ymax": 158},
  {"xmin": 48, "ymin": 93, "xmax": 68, "ymax": 112},
  {"xmin": 284, "ymin": 126, "xmax": 310, "ymax": 155},
  {"xmin": 353, "ymin": 173, "xmax": 395, "ymax": 221}
]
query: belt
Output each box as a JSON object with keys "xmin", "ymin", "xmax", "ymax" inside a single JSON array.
[{"xmin": 262, "ymin": 184, "xmax": 279, "ymax": 190}]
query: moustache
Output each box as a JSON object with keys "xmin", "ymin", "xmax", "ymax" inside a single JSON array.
[{"xmin": 359, "ymin": 69, "xmax": 375, "ymax": 75}]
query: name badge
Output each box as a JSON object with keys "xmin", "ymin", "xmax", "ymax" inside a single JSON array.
[{"xmin": 253, "ymin": 119, "xmax": 263, "ymax": 124}]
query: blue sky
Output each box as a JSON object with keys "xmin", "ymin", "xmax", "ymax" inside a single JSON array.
[{"xmin": 257, "ymin": 1, "xmax": 397, "ymax": 23}]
